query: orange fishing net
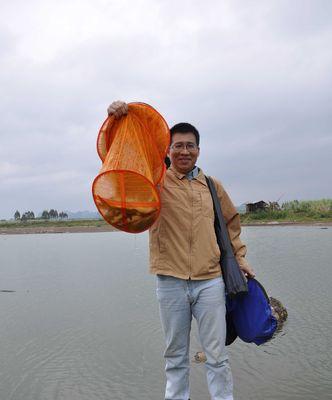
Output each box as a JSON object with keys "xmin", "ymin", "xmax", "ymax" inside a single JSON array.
[{"xmin": 92, "ymin": 102, "xmax": 170, "ymax": 233}]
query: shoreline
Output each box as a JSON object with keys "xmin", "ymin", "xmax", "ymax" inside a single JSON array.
[
  {"xmin": 242, "ymin": 221, "xmax": 332, "ymax": 227},
  {"xmin": 0, "ymin": 221, "xmax": 331, "ymax": 235},
  {"xmin": 0, "ymin": 225, "xmax": 117, "ymax": 235}
]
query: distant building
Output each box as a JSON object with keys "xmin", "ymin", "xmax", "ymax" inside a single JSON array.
[{"xmin": 246, "ymin": 201, "xmax": 268, "ymax": 213}]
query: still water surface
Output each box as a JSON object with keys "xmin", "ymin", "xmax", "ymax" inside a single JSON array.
[{"xmin": 0, "ymin": 226, "xmax": 331, "ymax": 400}]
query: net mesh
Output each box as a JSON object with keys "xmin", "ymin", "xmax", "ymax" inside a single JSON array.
[{"xmin": 92, "ymin": 103, "xmax": 170, "ymax": 233}]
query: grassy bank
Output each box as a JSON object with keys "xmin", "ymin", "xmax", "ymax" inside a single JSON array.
[
  {"xmin": 2, "ymin": 199, "xmax": 331, "ymax": 231},
  {"xmin": 240, "ymin": 199, "xmax": 332, "ymax": 224},
  {"xmin": 240, "ymin": 212, "xmax": 332, "ymax": 224}
]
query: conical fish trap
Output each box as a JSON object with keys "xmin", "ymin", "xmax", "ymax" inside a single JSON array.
[{"xmin": 92, "ymin": 103, "xmax": 170, "ymax": 233}]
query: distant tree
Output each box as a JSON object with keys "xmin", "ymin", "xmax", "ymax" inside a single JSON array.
[
  {"xmin": 59, "ymin": 211, "xmax": 68, "ymax": 219},
  {"xmin": 49, "ymin": 209, "xmax": 59, "ymax": 219},
  {"xmin": 268, "ymin": 202, "xmax": 280, "ymax": 211},
  {"xmin": 20, "ymin": 211, "xmax": 35, "ymax": 221},
  {"xmin": 41, "ymin": 210, "xmax": 50, "ymax": 219},
  {"xmin": 14, "ymin": 210, "xmax": 21, "ymax": 220}
]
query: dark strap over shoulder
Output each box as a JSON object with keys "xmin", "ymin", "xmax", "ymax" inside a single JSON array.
[
  {"xmin": 205, "ymin": 176, "xmax": 234, "ymax": 257},
  {"xmin": 205, "ymin": 176, "xmax": 248, "ymax": 297}
]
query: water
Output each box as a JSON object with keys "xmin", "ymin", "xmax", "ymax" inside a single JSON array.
[{"xmin": 0, "ymin": 226, "xmax": 331, "ymax": 400}]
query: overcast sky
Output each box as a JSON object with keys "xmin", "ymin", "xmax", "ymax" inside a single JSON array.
[{"xmin": 1, "ymin": 0, "xmax": 331, "ymax": 219}]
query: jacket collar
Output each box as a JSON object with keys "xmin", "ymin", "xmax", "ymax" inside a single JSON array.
[{"xmin": 168, "ymin": 166, "xmax": 208, "ymax": 186}]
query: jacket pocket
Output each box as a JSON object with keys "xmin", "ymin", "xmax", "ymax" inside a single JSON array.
[{"xmin": 200, "ymin": 190, "xmax": 215, "ymax": 219}]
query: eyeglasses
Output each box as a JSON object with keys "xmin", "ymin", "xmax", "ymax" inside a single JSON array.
[{"xmin": 170, "ymin": 142, "xmax": 198, "ymax": 151}]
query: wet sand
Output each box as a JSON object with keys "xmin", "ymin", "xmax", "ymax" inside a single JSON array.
[
  {"xmin": 0, "ymin": 225, "xmax": 117, "ymax": 235},
  {"xmin": 242, "ymin": 221, "xmax": 332, "ymax": 227},
  {"xmin": 0, "ymin": 221, "xmax": 331, "ymax": 235}
]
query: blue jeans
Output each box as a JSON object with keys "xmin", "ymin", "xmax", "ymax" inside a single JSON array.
[{"xmin": 156, "ymin": 275, "xmax": 233, "ymax": 400}]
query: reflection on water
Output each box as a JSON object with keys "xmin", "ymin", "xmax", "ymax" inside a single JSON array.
[{"xmin": 0, "ymin": 226, "xmax": 331, "ymax": 400}]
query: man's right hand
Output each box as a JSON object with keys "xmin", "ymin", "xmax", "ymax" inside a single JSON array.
[{"xmin": 107, "ymin": 101, "xmax": 128, "ymax": 119}]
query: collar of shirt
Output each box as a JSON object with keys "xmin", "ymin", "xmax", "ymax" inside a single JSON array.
[
  {"xmin": 168, "ymin": 165, "xmax": 208, "ymax": 186},
  {"xmin": 186, "ymin": 166, "xmax": 199, "ymax": 180},
  {"xmin": 169, "ymin": 165, "xmax": 200, "ymax": 180}
]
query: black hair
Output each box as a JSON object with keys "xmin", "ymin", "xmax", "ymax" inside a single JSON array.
[{"xmin": 169, "ymin": 122, "xmax": 200, "ymax": 146}]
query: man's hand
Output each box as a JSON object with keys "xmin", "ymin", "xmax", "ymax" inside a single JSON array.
[
  {"xmin": 240, "ymin": 264, "xmax": 255, "ymax": 278},
  {"xmin": 107, "ymin": 101, "xmax": 128, "ymax": 119}
]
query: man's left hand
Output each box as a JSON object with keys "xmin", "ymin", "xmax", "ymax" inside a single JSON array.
[{"xmin": 241, "ymin": 264, "xmax": 255, "ymax": 278}]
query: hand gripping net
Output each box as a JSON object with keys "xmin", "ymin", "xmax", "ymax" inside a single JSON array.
[{"xmin": 92, "ymin": 103, "xmax": 170, "ymax": 233}]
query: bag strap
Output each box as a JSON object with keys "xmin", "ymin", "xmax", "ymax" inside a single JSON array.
[
  {"xmin": 206, "ymin": 175, "xmax": 248, "ymax": 297},
  {"xmin": 205, "ymin": 175, "xmax": 234, "ymax": 257}
]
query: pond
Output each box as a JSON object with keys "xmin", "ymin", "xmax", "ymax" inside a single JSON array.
[{"xmin": 0, "ymin": 226, "xmax": 331, "ymax": 399}]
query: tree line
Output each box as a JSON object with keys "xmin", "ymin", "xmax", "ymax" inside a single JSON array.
[{"xmin": 14, "ymin": 209, "xmax": 68, "ymax": 221}]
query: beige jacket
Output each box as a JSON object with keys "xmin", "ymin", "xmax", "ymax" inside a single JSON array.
[{"xmin": 149, "ymin": 167, "xmax": 249, "ymax": 280}]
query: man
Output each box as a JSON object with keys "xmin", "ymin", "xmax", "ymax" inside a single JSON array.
[{"xmin": 107, "ymin": 101, "xmax": 255, "ymax": 400}]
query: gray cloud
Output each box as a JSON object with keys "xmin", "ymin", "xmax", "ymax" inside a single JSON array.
[{"xmin": 1, "ymin": 0, "xmax": 331, "ymax": 219}]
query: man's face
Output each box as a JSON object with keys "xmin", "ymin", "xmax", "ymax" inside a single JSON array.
[{"xmin": 168, "ymin": 132, "xmax": 200, "ymax": 174}]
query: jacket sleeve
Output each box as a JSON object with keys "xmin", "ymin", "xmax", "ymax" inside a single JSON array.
[{"xmin": 212, "ymin": 177, "xmax": 250, "ymax": 270}]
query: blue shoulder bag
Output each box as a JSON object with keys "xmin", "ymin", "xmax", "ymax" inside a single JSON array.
[{"xmin": 205, "ymin": 176, "xmax": 278, "ymax": 345}]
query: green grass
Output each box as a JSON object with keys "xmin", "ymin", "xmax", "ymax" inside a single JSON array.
[
  {"xmin": 240, "ymin": 199, "xmax": 332, "ymax": 224},
  {"xmin": 3, "ymin": 199, "xmax": 332, "ymax": 228}
]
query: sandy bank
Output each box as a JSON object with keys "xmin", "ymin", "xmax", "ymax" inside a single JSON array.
[
  {"xmin": 242, "ymin": 221, "xmax": 332, "ymax": 227},
  {"xmin": 0, "ymin": 221, "xmax": 331, "ymax": 235},
  {"xmin": 0, "ymin": 225, "xmax": 117, "ymax": 235}
]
